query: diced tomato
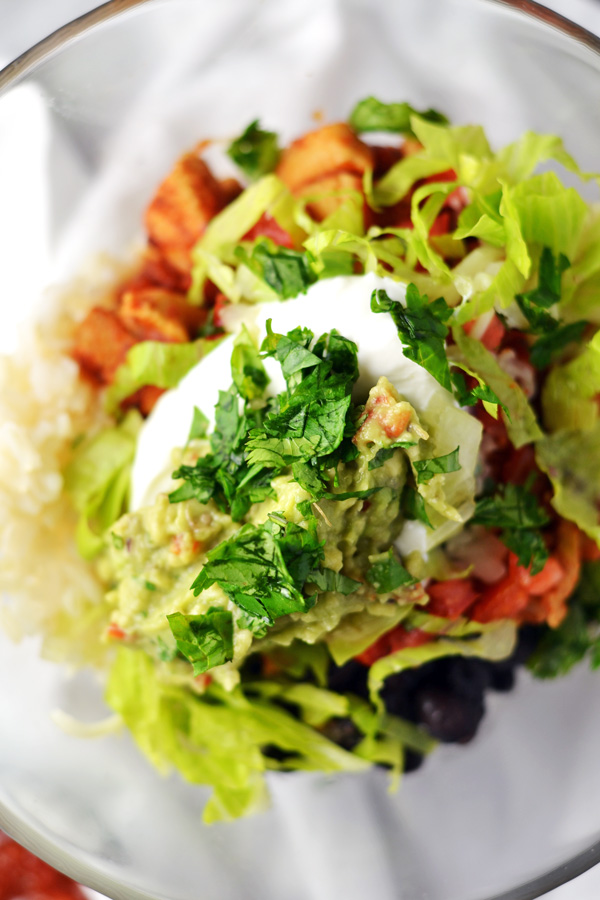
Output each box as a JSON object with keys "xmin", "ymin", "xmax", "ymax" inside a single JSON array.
[
  {"xmin": 243, "ymin": 213, "xmax": 294, "ymax": 248},
  {"xmin": 387, "ymin": 626, "xmax": 433, "ymax": 653},
  {"xmin": 424, "ymin": 168, "xmax": 457, "ymax": 184},
  {"xmin": 212, "ymin": 292, "xmax": 229, "ymax": 328},
  {"xmin": 444, "ymin": 185, "xmax": 470, "ymax": 212},
  {"xmin": 480, "ymin": 314, "xmax": 506, "ymax": 351},
  {"xmin": 0, "ymin": 833, "xmax": 85, "ymax": 900},
  {"xmin": 469, "ymin": 574, "xmax": 529, "ymax": 624},
  {"xmin": 463, "ymin": 313, "xmax": 506, "ymax": 351},
  {"xmin": 107, "ymin": 623, "xmax": 126, "ymax": 640},
  {"xmin": 426, "ymin": 579, "xmax": 479, "ymax": 619},
  {"xmin": 355, "ymin": 625, "xmax": 432, "ymax": 666},
  {"xmin": 581, "ymin": 534, "xmax": 600, "ymax": 562},
  {"xmin": 527, "ymin": 557, "xmax": 565, "ymax": 595},
  {"xmin": 507, "ymin": 552, "xmax": 564, "ymax": 595},
  {"xmin": 429, "ymin": 210, "xmax": 452, "ymax": 237},
  {"xmin": 476, "ymin": 405, "xmax": 510, "ymax": 449},
  {"xmin": 501, "ymin": 445, "xmax": 537, "ymax": 486}
]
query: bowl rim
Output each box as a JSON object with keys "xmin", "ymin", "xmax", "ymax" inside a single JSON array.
[
  {"xmin": 2, "ymin": 0, "xmax": 600, "ymax": 92},
  {"xmin": 1, "ymin": 0, "xmax": 600, "ymax": 897}
]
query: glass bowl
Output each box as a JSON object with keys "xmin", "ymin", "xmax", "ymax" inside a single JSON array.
[{"xmin": 2, "ymin": 1, "xmax": 600, "ymax": 897}]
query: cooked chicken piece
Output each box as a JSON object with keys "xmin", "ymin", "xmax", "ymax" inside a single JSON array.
[
  {"xmin": 119, "ymin": 287, "xmax": 206, "ymax": 343},
  {"xmin": 145, "ymin": 153, "xmax": 224, "ymax": 272},
  {"xmin": 276, "ymin": 123, "xmax": 373, "ymax": 192},
  {"xmin": 72, "ymin": 308, "xmax": 136, "ymax": 385}
]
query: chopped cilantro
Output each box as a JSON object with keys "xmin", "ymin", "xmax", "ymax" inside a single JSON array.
[
  {"xmin": 450, "ymin": 370, "xmax": 506, "ymax": 413},
  {"xmin": 187, "ymin": 406, "xmax": 209, "ymax": 441},
  {"xmin": 401, "ymin": 484, "xmax": 433, "ymax": 528},
  {"xmin": 371, "ymin": 285, "xmax": 453, "ymax": 391},
  {"xmin": 529, "ymin": 321, "xmax": 587, "ymax": 369},
  {"xmin": 368, "ymin": 447, "xmax": 396, "ymax": 471},
  {"xmin": 306, "ymin": 568, "xmax": 361, "ymax": 595},
  {"xmin": 413, "ymin": 447, "xmax": 461, "ymax": 484},
  {"xmin": 227, "ymin": 119, "xmax": 280, "ymax": 180},
  {"xmin": 515, "ymin": 248, "xmax": 587, "ymax": 369},
  {"xmin": 472, "ymin": 481, "xmax": 550, "ymax": 574},
  {"xmin": 366, "ymin": 549, "xmax": 417, "ymax": 593},
  {"xmin": 517, "ymin": 247, "xmax": 570, "ymax": 314},
  {"xmin": 167, "ymin": 608, "xmax": 233, "ymax": 675},
  {"xmin": 230, "ymin": 328, "xmax": 270, "ymax": 401},
  {"xmin": 235, "ymin": 239, "xmax": 317, "ymax": 300},
  {"xmin": 190, "ymin": 519, "xmax": 321, "ymax": 629},
  {"xmin": 349, "ymin": 97, "xmax": 449, "ymax": 136}
]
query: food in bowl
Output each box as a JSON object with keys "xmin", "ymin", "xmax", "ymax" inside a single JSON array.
[{"xmin": 3, "ymin": 97, "xmax": 600, "ymax": 822}]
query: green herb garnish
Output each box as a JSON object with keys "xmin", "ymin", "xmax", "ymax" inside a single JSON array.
[
  {"xmin": 366, "ymin": 549, "xmax": 417, "ymax": 593},
  {"xmin": 227, "ymin": 119, "xmax": 280, "ymax": 180},
  {"xmin": 167, "ymin": 608, "xmax": 234, "ymax": 675},
  {"xmin": 349, "ymin": 97, "xmax": 448, "ymax": 136},
  {"xmin": 472, "ymin": 480, "xmax": 550, "ymax": 574},
  {"xmin": 413, "ymin": 447, "xmax": 461, "ymax": 484},
  {"xmin": 371, "ymin": 285, "xmax": 454, "ymax": 391},
  {"xmin": 235, "ymin": 239, "xmax": 317, "ymax": 300}
]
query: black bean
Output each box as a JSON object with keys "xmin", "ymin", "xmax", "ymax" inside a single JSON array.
[
  {"xmin": 440, "ymin": 657, "xmax": 490, "ymax": 702},
  {"xmin": 261, "ymin": 744, "xmax": 300, "ymax": 764},
  {"xmin": 512, "ymin": 625, "xmax": 544, "ymax": 666},
  {"xmin": 327, "ymin": 660, "xmax": 369, "ymax": 699},
  {"xmin": 414, "ymin": 686, "xmax": 485, "ymax": 743},
  {"xmin": 320, "ymin": 717, "xmax": 363, "ymax": 752},
  {"xmin": 402, "ymin": 749, "xmax": 424, "ymax": 773},
  {"xmin": 486, "ymin": 660, "xmax": 515, "ymax": 692}
]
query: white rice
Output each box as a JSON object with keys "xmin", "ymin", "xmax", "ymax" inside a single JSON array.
[{"xmin": 0, "ymin": 263, "xmax": 123, "ymax": 648}]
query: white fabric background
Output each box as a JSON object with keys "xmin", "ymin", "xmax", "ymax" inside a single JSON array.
[{"xmin": 1, "ymin": 1, "xmax": 600, "ymax": 898}]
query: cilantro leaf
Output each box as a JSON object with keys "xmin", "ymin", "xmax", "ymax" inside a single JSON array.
[
  {"xmin": 371, "ymin": 285, "xmax": 453, "ymax": 391},
  {"xmin": 169, "ymin": 456, "xmax": 217, "ymax": 504},
  {"xmin": 472, "ymin": 482, "xmax": 549, "ymax": 530},
  {"xmin": 349, "ymin": 97, "xmax": 449, "ymax": 136},
  {"xmin": 368, "ymin": 447, "xmax": 396, "ymax": 471},
  {"xmin": 472, "ymin": 481, "xmax": 550, "ymax": 574},
  {"xmin": 187, "ymin": 406, "xmax": 209, "ymax": 441},
  {"xmin": 235, "ymin": 239, "xmax": 317, "ymax": 300},
  {"xmin": 401, "ymin": 484, "xmax": 433, "ymax": 528},
  {"xmin": 231, "ymin": 328, "xmax": 269, "ymax": 400},
  {"xmin": 450, "ymin": 370, "xmax": 506, "ymax": 413},
  {"xmin": 167, "ymin": 608, "xmax": 233, "ymax": 675},
  {"xmin": 413, "ymin": 447, "xmax": 461, "ymax": 484},
  {"xmin": 529, "ymin": 321, "xmax": 587, "ymax": 370},
  {"xmin": 227, "ymin": 119, "xmax": 280, "ymax": 180},
  {"xmin": 514, "ymin": 248, "xmax": 586, "ymax": 369},
  {"xmin": 366, "ymin": 549, "xmax": 417, "ymax": 593},
  {"xmin": 528, "ymin": 560, "xmax": 600, "ymax": 678},
  {"xmin": 190, "ymin": 520, "xmax": 320, "ymax": 628},
  {"xmin": 306, "ymin": 568, "xmax": 361, "ymax": 595},
  {"xmin": 516, "ymin": 247, "xmax": 570, "ymax": 313}
]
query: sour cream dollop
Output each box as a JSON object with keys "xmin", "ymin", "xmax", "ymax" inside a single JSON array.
[{"xmin": 130, "ymin": 274, "xmax": 452, "ymax": 511}]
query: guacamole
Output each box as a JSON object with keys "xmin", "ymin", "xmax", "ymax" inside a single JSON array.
[{"xmin": 100, "ymin": 372, "xmax": 429, "ymax": 690}]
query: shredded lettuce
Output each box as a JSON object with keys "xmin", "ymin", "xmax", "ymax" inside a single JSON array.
[
  {"xmin": 451, "ymin": 328, "xmax": 543, "ymax": 447},
  {"xmin": 189, "ymin": 175, "xmax": 304, "ymax": 303},
  {"xmin": 536, "ymin": 424, "xmax": 600, "ymax": 546},
  {"xmin": 408, "ymin": 393, "xmax": 482, "ymax": 525},
  {"xmin": 64, "ymin": 410, "xmax": 141, "ymax": 559},
  {"xmin": 106, "ymin": 648, "xmax": 368, "ymax": 823},
  {"xmin": 541, "ymin": 330, "xmax": 600, "ymax": 432},
  {"xmin": 105, "ymin": 339, "xmax": 219, "ymax": 412}
]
